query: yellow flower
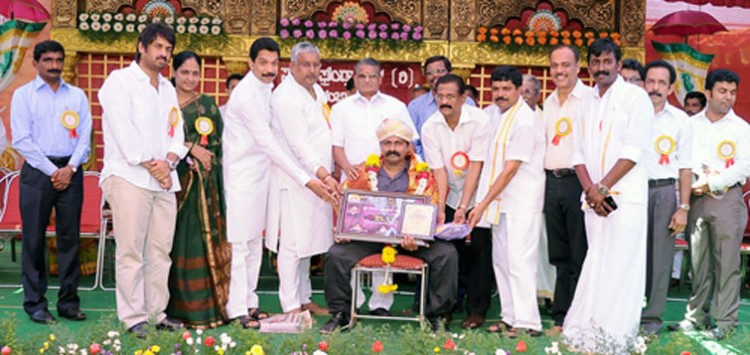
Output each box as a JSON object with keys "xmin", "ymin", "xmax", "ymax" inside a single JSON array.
[
  {"xmin": 416, "ymin": 162, "xmax": 430, "ymax": 172},
  {"xmin": 144, "ymin": 351, "xmax": 154, "ymax": 355},
  {"xmin": 43, "ymin": 342, "xmax": 49, "ymax": 350},
  {"xmin": 151, "ymin": 345, "xmax": 161, "ymax": 353},
  {"xmin": 49, "ymin": 334, "xmax": 56, "ymax": 341},
  {"xmin": 249, "ymin": 345, "xmax": 265, "ymax": 355},
  {"xmin": 434, "ymin": 347, "xmax": 441, "ymax": 352},
  {"xmin": 39, "ymin": 349, "xmax": 45, "ymax": 354},
  {"xmin": 365, "ymin": 154, "xmax": 381, "ymax": 168},
  {"xmin": 381, "ymin": 245, "xmax": 397, "ymax": 264},
  {"xmin": 377, "ymin": 284, "xmax": 398, "ymax": 294},
  {"xmin": 135, "ymin": 351, "xmax": 143, "ymax": 355},
  {"xmin": 217, "ymin": 349, "xmax": 225, "ymax": 355}
]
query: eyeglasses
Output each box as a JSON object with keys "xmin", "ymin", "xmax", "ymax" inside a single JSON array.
[
  {"xmin": 425, "ymin": 68, "xmax": 448, "ymax": 76},
  {"xmin": 624, "ymin": 76, "xmax": 643, "ymax": 84}
]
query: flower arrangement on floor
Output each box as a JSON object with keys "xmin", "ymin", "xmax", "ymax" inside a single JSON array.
[
  {"xmin": 76, "ymin": 11, "xmax": 228, "ymax": 51},
  {"xmin": 476, "ymin": 26, "xmax": 622, "ymax": 52},
  {"xmin": 278, "ymin": 17, "xmax": 423, "ymax": 55}
]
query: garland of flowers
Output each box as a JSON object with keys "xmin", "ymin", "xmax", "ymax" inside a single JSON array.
[
  {"xmin": 76, "ymin": 12, "xmax": 228, "ymax": 51},
  {"xmin": 278, "ymin": 17, "xmax": 423, "ymax": 55},
  {"xmin": 476, "ymin": 26, "xmax": 622, "ymax": 52}
]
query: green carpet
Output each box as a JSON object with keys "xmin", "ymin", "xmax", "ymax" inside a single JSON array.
[{"xmin": 2, "ymin": 241, "xmax": 750, "ymax": 354}]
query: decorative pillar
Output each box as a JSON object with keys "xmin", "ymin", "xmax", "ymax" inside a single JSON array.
[
  {"xmin": 62, "ymin": 51, "xmax": 79, "ymax": 84},
  {"xmin": 223, "ymin": 57, "xmax": 249, "ymax": 75}
]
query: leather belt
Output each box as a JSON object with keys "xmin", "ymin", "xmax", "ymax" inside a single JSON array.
[
  {"xmin": 648, "ymin": 178, "xmax": 676, "ymax": 188},
  {"xmin": 545, "ymin": 168, "xmax": 576, "ymax": 178}
]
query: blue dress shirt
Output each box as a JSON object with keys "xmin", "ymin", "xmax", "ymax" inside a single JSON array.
[
  {"xmin": 11, "ymin": 76, "xmax": 92, "ymax": 176},
  {"xmin": 408, "ymin": 91, "xmax": 475, "ymax": 159}
]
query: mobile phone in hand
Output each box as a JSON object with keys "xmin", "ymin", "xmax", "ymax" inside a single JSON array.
[{"xmin": 603, "ymin": 195, "xmax": 618, "ymax": 211}]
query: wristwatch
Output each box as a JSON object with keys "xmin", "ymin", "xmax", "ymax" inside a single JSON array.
[
  {"xmin": 168, "ymin": 158, "xmax": 179, "ymax": 171},
  {"xmin": 68, "ymin": 165, "xmax": 77, "ymax": 173},
  {"xmin": 597, "ymin": 183, "xmax": 610, "ymax": 196},
  {"xmin": 679, "ymin": 204, "xmax": 690, "ymax": 212}
]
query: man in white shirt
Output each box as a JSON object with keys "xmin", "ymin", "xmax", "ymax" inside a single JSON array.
[
  {"xmin": 669, "ymin": 69, "xmax": 750, "ymax": 340},
  {"xmin": 563, "ymin": 39, "xmax": 653, "ymax": 353},
  {"xmin": 219, "ymin": 73, "xmax": 242, "ymax": 118},
  {"xmin": 521, "ymin": 74, "xmax": 543, "ymax": 115},
  {"xmin": 267, "ymin": 42, "xmax": 339, "ymax": 315},
  {"xmin": 98, "ymin": 23, "xmax": 188, "ymax": 336},
  {"xmin": 421, "ymin": 74, "xmax": 493, "ymax": 329},
  {"xmin": 542, "ymin": 45, "xmax": 590, "ymax": 332},
  {"xmin": 467, "ymin": 66, "xmax": 545, "ymax": 337},
  {"xmin": 222, "ymin": 38, "xmax": 335, "ymax": 328},
  {"xmin": 330, "ymin": 57, "xmax": 418, "ymax": 315},
  {"xmin": 640, "ymin": 60, "xmax": 693, "ymax": 335}
]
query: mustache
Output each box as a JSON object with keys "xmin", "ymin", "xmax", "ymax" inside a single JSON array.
[
  {"xmin": 594, "ymin": 70, "xmax": 609, "ymax": 77},
  {"xmin": 648, "ymin": 91, "xmax": 661, "ymax": 97},
  {"xmin": 47, "ymin": 69, "xmax": 62, "ymax": 74},
  {"xmin": 440, "ymin": 104, "xmax": 452, "ymax": 109},
  {"xmin": 494, "ymin": 96, "xmax": 508, "ymax": 103},
  {"xmin": 261, "ymin": 72, "xmax": 276, "ymax": 78},
  {"xmin": 385, "ymin": 151, "xmax": 401, "ymax": 158}
]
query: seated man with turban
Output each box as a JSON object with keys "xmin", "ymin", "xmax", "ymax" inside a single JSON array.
[{"xmin": 320, "ymin": 119, "xmax": 459, "ymax": 333}]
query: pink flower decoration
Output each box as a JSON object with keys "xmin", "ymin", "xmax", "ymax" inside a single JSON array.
[
  {"xmin": 291, "ymin": 18, "xmax": 301, "ymax": 26},
  {"xmin": 318, "ymin": 29, "xmax": 327, "ymax": 39},
  {"xmin": 356, "ymin": 30, "xmax": 365, "ymax": 38},
  {"xmin": 293, "ymin": 29, "xmax": 303, "ymax": 38},
  {"xmin": 368, "ymin": 31, "xmax": 377, "ymax": 39},
  {"xmin": 304, "ymin": 20, "xmax": 313, "ymax": 28},
  {"xmin": 280, "ymin": 29, "xmax": 290, "ymax": 39},
  {"xmin": 317, "ymin": 21, "xmax": 327, "ymax": 28},
  {"xmin": 412, "ymin": 32, "xmax": 422, "ymax": 40},
  {"xmin": 379, "ymin": 31, "xmax": 388, "ymax": 39},
  {"xmin": 390, "ymin": 32, "xmax": 399, "ymax": 40},
  {"xmin": 329, "ymin": 29, "xmax": 339, "ymax": 38},
  {"xmin": 306, "ymin": 29, "xmax": 315, "ymax": 39},
  {"xmin": 280, "ymin": 18, "xmax": 290, "ymax": 27},
  {"xmin": 378, "ymin": 23, "xmax": 388, "ymax": 31},
  {"xmin": 343, "ymin": 31, "xmax": 352, "ymax": 39}
]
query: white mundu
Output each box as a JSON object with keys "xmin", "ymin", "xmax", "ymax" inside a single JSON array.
[
  {"xmin": 267, "ymin": 74, "xmax": 334, "ymax": 312},
  {"xmin": 331, "ymin": 91, "xmax": 418, "ymax": 166},
  {"xmin": 543, "ymin": 80, "xmax": 592, "ymax": 170},
  {"xmin": 223, "ymin": 73, "xmax": 312, "ymax": 319},
  {"xmin": 421, "ymin": 105, "xmax": 492, "ymax": 209},
  {"xmin": 563, "ymin": 76, "xmax": 653, "ymax": 353},
  {"xmin": 476, "ymin": 98, "xmax": 545, "ymax": 331},
  {"xmin": 644, "ymin": 103, "xmax": 692, "ymax": 180}
]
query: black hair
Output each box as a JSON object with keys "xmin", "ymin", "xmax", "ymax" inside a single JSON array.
[
  {"xmin": 684, "ymin": 91, "xmax": 707, "ymax": 108},
  {"xmin": 644, "ymin": 60, "xmax": 676, "ymax": 85},
  {"xmin": 424, "ymin": 55, "xmax": 452, "ymax": 73},
  {"xmin": 587, "ymin": 38, "xmax": 622, "ymax": 63},
  {"xmin": 549, "ymin": 44, "xmax": 579, "ymax": 62},
  {"xmin": 136, "ymin": 23, "xmax": 175, "ymax": 63},
  {"xmin": 172, "ymin": 50, "xmax": 201, "ymax": 71},
  {"xmin": 705, "ymin": 68, "xmax": 740, "ymax": 91},
  {"xmin": 435, "ymin": 74, "xmax": 466, "ymax": 94},
  {"xmin": 34, "ymin": 40, "xmax": 65, "ymax": 61},
  {"xmin": 466, "ymin": 85, "xmax": 479, "ymax": 99},
  {"xmin": 622, "ymin": 58, "xmax": 645, "ymax": 80},
  {"xmin": 226, "ymin": 73, "xmax": 244, "ymax": 88},
  {"xmin": 250, "ymin": 37, "xmax": 280, "ymax": 61},
  {"xmin": 490, "ymin": 66, "xmax": 522, "ymax": 88},
  {"xmin": 346, "ymin": 77, "xmax": 355, "ymax": 91}
]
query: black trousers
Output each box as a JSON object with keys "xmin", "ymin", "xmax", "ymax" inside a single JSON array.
[
  {"xmin": 324, "ymin": 240, "xmax": 458, "ymax": 317},
  {"xmin": 543, "ymin": 172, "xmax": 587, "ymax": 326},
  {"xmin": 20, "ymin": 159, "xmax": 83, "ymax": 315}
]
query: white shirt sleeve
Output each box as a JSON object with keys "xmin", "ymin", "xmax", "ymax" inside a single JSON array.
[
  {"xmin": 330, "ymin": 102, "xmax": 346, "ymax": 148},
  {"xmin": 421, "ymin": 121, "xmax": 444, "ymax": 169},
  {"xmin": 272, "ymin": 93, "xmax": 326, "ymax": 174},
  {"xmin": 618, "ymin": 90, "xmax": 653, "ymax": 164},
  {"xmin": 675, "ymin": 114, "xmax": 694, "ymax": 170},
  {"xmin": 98, "ymin": 72, "xmax": 152, "ymax": 165},
  {"xmin": 468, "ymin": 113, "xmax": 491, "ymax": 162}
]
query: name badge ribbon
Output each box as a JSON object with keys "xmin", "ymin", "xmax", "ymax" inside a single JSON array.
[
  {"xmin": 451, "ymin": 151, "xmax": 469, "ymax": 177},
  {"xmin": 195, "ymin": 116, "xmax": 214, "ymax": 146},
  {"xmin": 654, "ymin": 135, "xmax": 675, "ymax": 165},
  {"xmin": 168, "ymin": 107, "xmax": 179, "ymax": 137},
  {"xmin": 717, "ymin": 140, "xmax": 736, "ymax": 168},
  {"xmin": 552, "ymin": 117, "xmax": 571, "ymax": 145},
  {"xmin": 61, "ymin": 110, "xmax": 80, "ymax": 138}
]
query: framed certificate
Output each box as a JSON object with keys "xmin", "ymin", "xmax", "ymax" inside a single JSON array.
[{"xmin": 336, "ymin": 190, "xmax": 436, "ymax": 245}]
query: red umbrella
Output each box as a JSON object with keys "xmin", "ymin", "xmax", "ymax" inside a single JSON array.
[
  {"xmin": 0, "ymin": 0, "xmax": 50, "ymax": 23},
  {"xmin": 651, "ymin": 10, "xmax": 728, "ymax": 36},
  {"xmin": 666, "ymin": 0, "xmax": 750, "ymax": 8}
]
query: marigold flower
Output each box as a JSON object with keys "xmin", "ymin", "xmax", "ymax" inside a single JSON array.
[
  {"xmin": 525, "ymin": 30, "xmax": 534, "ymax": 37},
  {"xmin": 588, "ymin": 38, "xmax": 595, "ymax": 45},
  {"xmin": 502, "ymin": 36, "xmax": 511, "ymax": 44},
  {"xmin": 536, "ymin": 31, "xmax": 547, "ymax": 37},
  {"xmin": 572, "ymin": 30, "xmax": 582, "ymax": 39},
  {"xmin": 501, "ymin": 28, "xmax": 511, "ymax": 36},
  {"xmin": 599, "ymin": 31, "xmax": 609, "ymax": 38},
  {"xmin": 537, "ymin": 37, "xmax": 547, "ymax": 45},
  {"xmin": 610, "ymin": 32, "xmax": 620, "ymax": 40},
  {"xmin": 490, "ymin": 35, "xmax": 500, "ymax": 43},
  {"xmin": 490, "ymin": 28, "xmax": 500, "ymax": 35},
  {"xmin": 512, "ymin": 28, "xmax": 522, "ymax": 36},
  {"xmin": 477, "ymin": 34, "xmax": 487, "ymax": 42},
  {"xmin": 584, "ymin": 31, "xmax": 595, "ymax": 39},
  {"xmin": 549, "ymin": 30, "xmax": 559, "ymax": 37},
  {"xmin": 478, "ymin": 26, "xmax": 487, "ymax": 34},
  {"xmin": 514, "ymin": 36, "xmax": 524, "ymax": 45},
  {"xmin": 574, "ymin": 38, "xmax": 584, "ymax": 47},
  {"xmin": 614, "ymin": 39, "xmax": 622, "ymax": 47},
  {"xmin": 550, "ymin": 37, "xmax": 559, "ymax": 45},
  {"xmin": 561, "ymin": 30, "xmax": 570, "ymax": 38},
  {"xmin": 562, "ymin": 38, "xmax": 571, "ymax": 45},
  {"xmin": 526, "ymin": 37, "xmax": 535, "ymax": 46}
]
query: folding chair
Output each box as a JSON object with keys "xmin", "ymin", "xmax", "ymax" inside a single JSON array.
[{"xmin": 0, "ymin": 171, "xmax": 22, "ymax": 288}]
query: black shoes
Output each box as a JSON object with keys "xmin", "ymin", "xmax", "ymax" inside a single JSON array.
[
  {"xmin": 128, "ymin": 321, "xmax": 148, "ymax": 339},
  {"xmin": 29, "ymin": 309, "xmax": 56, "ymax": 324},
  {"xmin": 319, "ymin": 312, "xmax": 350, "ymax": 334},
  {"xmin": 427, "ymin": 317, "xmax": 449, "ymax": 332},
  {"xmin": 369, "ymin": 308, "xmax": 391, "ymax": 317},
  {"xmin": 232, "ymin": 315, "xmax": 260, "ymax": 329},
  {"xmin": 156, "ymin": 317, "xmax": 185, "ymax": 331},
  {"xmin": 58, "ymin": 309, "xmax": 86, "ymax": 321}
]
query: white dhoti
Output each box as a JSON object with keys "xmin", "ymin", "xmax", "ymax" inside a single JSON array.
[
  {"xmin": 492, "ymin": 212, "xmax": 542, "ymax": 331},
  {"xmin": 563, "ymin": 203, "xmax": 647, "ymax": 354},
  {"xmin": 537, "ymin": 216, "xmax": 556, "ymax": 300}
]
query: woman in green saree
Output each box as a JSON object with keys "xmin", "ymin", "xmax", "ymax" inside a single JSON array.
[{"xmin": 166, "ymin": 51, "xmax": 231, "ymax": 328}]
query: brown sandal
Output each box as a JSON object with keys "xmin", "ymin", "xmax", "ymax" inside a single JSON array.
[
  {"xmin": 461, "ymin": 315, "xmax": 486, "ymax": 329},
  {"xmin": 486, "ymin": 321, "xmax": 512, "ymax": 333},
  {"xmin": 247, "ymin": 308, "xmax": 269, "ymax": 320}
]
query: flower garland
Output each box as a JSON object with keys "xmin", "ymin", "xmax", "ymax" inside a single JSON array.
[
  {"xmin": 414, "ymin": 162, "xmax": 430, "ymax": 195},
  {"xmin": 278, "ymin": 17, "xmax": 423, "ymax": 55},
  {"xmin": 76, "ymin": 11, "xmax": 228, "ymax": 51},
  {"xmin": 364, "ymin": 154, "xmax": 381, "ymax": 192},
  {"xmin": 476, "ymin": 26, "xmax": 622, "ymax": 52}
]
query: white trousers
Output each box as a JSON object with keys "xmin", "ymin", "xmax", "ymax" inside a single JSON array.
[
  {"xmin": 277, "ymin": 232, "xmax": 313, "ymax": 312},
  {"xmin": 355, "ymin": 271, "xmax": 394, "ymax": 309},
  {"xmin": 225, "ymin": 237, "xmax": 264, "ymax": 319},
  {"xmin": 537, "ymin": 217, "xmax": 557, "ymax": 299},
  {"xmin": 492, "ymin": 212, "xmax": 542, "ymax": 331}
]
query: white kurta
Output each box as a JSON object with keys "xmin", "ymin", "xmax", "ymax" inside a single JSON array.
[
  {"xmin": 563, "ymin": 76, "xmax": 653, "ymax": 354},
  {"xmin": 266, "ymin": 75, "xmax": 334, "ymax": 258}
]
